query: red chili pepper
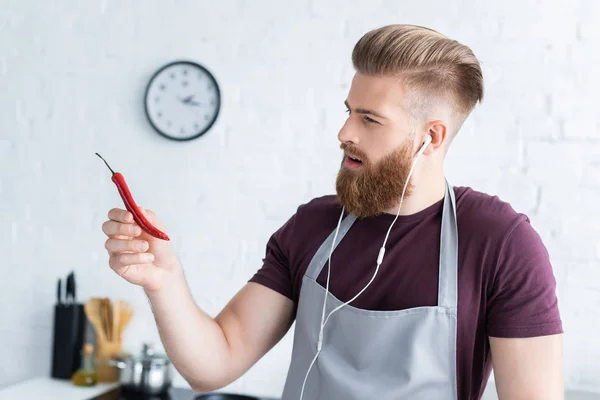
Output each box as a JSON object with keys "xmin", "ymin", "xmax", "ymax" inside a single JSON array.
[{"xmin": 96, "ymin": 153, "xmax": 170, "ymax": 241}]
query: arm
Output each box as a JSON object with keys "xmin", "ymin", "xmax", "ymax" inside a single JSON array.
[
  {"xmin": 490, "ymin": 334, "xmax": 564, "ymax": 400},
  {"xmin": 102, "ymin": 207, "xmax": 296, "ymax": 393},
  {"xmin": 485, "ymin": 217, "xmax": 564, "ymax": 400},
  {"xmin": 146, "ymin": 276, "xmax": 294, "ymax": 392}
]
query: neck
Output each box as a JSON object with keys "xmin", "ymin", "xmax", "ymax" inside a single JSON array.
[{"xmin": 384, "ymin": 167, "xmax": 446, "ymax": 216}]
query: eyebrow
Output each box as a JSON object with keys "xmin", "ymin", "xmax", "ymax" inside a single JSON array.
[{"xmin": 344, "ymin": 100, "xmax": 387, "ymax": 120}]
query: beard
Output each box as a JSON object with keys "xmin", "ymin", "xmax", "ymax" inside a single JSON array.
[{"xmin": 335, "ymin": 140, "xmax": 414, "ymax": 219}]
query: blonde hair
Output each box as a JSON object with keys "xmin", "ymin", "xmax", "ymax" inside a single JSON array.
[{"xmin": 352, "ymin": 24, "xmax": 483, "ymax": 134}]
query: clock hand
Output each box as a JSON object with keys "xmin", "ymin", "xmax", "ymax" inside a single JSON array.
[
  {"xmin": 178, "ymin": 97, "xmax": 202, "ymax": 106},
  {"xmin": 177, "ymin": 95, "xmax": 195, "ymax": 104}
]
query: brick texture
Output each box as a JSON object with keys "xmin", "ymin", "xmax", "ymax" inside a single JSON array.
[{"xmin": 0, "ymin": 0, "xmax": 599, "ymax": 397}]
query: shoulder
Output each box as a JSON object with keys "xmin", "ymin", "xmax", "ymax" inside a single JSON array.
[
  {"xmin": 254, "ymin": 196, "xmax": 342, "ymax": 303},
  {"xmin": 460, "ymin": 185, "xmax": 563, "ymax": 336},
  {"xmin": 285, "ymin": 194, "xmax": 344, "ymax": 239},
  {"xmin": 296, "ymin": 194, "xmax": 343, "ymax": 220},
  {"xmin": 453, "ymin": 185, "xmax": 529, "ymax": 241},
  {"xmin": 452, "ymin": 185, "xmax": 554, "ymax": 289},
  {"xmin": 259, "ymin": 194, "xmax": 345, "ymax": 293},
  {"xmin": 268, "ymin": 194, "xmax": 343, "ymax": 250}
]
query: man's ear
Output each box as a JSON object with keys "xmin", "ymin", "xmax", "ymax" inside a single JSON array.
[{"xmin": 423, "ymin": 120, "xmax": 447, "ymax": 155}]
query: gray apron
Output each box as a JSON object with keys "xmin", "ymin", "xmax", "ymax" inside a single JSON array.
[{"xmin": 281, "ymin": 181, "xmax": 458, "ymax": 400}]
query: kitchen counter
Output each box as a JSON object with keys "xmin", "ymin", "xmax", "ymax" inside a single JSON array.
[
  {"xmin": 91, "ymin": 386, "xmax": 279, "ymax": 400},
  {"xmin": 0, "ymin": 377, "xmax": 118, "ymax": 400},
  {"xmin": 0, "ymin": 378, "xmax": 278, "ymax": 400}
]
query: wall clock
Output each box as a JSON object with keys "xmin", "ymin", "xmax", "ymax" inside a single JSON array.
[{"xmin": 144, "ymin": 60, "xmax": 221, "ymax": 141}]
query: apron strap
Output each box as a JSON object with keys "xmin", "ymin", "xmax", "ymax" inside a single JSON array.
[
  {"xmin": 305, "ymin": 211, "xmax": 357, "ymax": 280},
  {"xmin": 305, "ymin": 181, "xmax": 459, "ymax": 312},
  {"xmin": 438, "ymin": 180, "xmax": 459, "ymax": 310}
]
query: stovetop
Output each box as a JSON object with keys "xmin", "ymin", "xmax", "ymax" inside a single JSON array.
[{"xmin": 88, "ymin": 386, "xmax": 279, "ymax": 400}]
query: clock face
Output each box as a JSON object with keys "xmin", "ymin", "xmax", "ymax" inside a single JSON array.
[{"xmin": 144, "ymin": 61, "xmax": 221, "ymax": 141}]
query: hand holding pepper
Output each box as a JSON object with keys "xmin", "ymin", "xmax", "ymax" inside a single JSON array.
[
  {"xmin": 102, "ymin": 206, "xmax": 180, "ymax": 291},
  {"xmin": 97, "ymin": 153, "xmax": 179, "ymax": 291}
]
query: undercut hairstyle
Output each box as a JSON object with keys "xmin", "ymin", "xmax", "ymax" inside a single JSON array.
[{"xmin": 352, "ymin": 24, "xmax": 484, "ymax": 135}]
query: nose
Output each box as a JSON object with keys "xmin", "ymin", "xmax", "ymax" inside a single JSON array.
[{"xmin": 337, "ymin": 119, "xmax": 359, "ymax": 145}]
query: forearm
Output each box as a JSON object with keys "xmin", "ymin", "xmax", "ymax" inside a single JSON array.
[{"xmin": 144, "ymin": 266, "xmax": 232, "ymax": 392}]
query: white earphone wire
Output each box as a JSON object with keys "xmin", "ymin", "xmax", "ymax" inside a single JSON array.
[
  {"xmin": 299, "ymin": 206, "xmax": 345, "ymax": 400},
  {"xmin": 321, "ymin": 139, "xmax": 427, "ymax": 328},
  {"xmin": 380, "ymin": 135, "xmax": 431, "ymax": 252},
  {"xmin": 299, "ymin": 136, "xmax": 431, "ymax": 400}
]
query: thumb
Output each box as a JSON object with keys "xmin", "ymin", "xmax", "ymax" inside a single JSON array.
[{"xmin": 117, "ymin": 263, "xmax": 162, "ymax": 291}]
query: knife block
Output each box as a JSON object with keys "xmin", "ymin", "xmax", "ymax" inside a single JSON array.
[
  {"xmin": 50, "ymin": 303, "xmax": 86, "ymax": 379},
  {"xmin": 95, "ymin": 336, "xmax": 122, "ymax": 383}
]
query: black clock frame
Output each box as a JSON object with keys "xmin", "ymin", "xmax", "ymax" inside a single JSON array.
[{"xmin": 143, "ymin": 60, "xmax": 221, "ymax": 142}]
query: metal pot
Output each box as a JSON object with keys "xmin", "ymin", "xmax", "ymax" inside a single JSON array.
[{"xmin": 109, "ymin": 343, "xmax": 172, "ymax": 395}]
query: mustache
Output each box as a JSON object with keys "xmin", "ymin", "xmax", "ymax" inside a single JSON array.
[{"xmin": 340, "ymin": 143, "xmax": 369, "ymax": 163}]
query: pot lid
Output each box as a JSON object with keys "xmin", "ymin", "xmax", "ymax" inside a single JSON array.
[{"xmin": 129, "ymin": 343, "xmax": 170, "ymax": 366}]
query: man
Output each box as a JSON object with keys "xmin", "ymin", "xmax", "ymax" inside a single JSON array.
[{"xmin": 102, "ymin": 24, "xmax": 563, "ymax": 399}]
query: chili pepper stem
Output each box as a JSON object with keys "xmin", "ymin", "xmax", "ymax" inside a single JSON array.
[{"xmin": 95, "ymin": 153, "xmax": 116, "ymax": 175}]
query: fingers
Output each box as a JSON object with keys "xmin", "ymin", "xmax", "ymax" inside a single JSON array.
[
  {"xmin": 103, "ymin": 207, "xmax": 161, "ymax": 287},
  {"xmin": 109, "ymin": 252, "xmax": 155, "ymax": 273},
  {"xmin": 102, "ymin": 220, "xmax": 142, "ymax": 237},
  {"xmin": 105, "ymin": 238, "xmax": 149, "ymax": 253},
  {"xmin": 107, "ymin": 206, "xmax": 157, "ymax": 225},
  {"xmin": 108, "ymin": 208, "xmax": 134, "ymax": 223}
]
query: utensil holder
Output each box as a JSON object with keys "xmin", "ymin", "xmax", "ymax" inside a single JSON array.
[
  {"xmin": 95, "ymin": 336, "xmax": 122, "ymax": 383},
  {"xmin": 50, "ymin": 303, "xmax": 86, "ymax": 379}
]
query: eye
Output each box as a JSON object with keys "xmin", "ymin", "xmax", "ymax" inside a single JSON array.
[
  {"xmin": 363, "ymin": 115, "xmax": 378, "ymax": 124},
  {"xmin": 345, "ymin": 108, "xmax": 351, "ymax": 114}
]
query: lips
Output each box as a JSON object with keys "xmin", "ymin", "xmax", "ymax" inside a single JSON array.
[
  {"xmin": 344, "ymin": 153, "xmax": 363, "ymax": 170},
  {"xmin": 345, "ymin": 153, "xmax": 363, "ymax": 163}
]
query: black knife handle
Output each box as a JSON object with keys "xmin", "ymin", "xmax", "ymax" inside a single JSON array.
[
  {"xmin": 57, "ymin": 278, "xmax": 62, "ymax": 305},
  {"xmin": 71, "ymin": 272, "xmax": 76, "ymax": 302},
  {"xmin": 65, "ymin": 275, "xmax": 69, "ymax": 303}
]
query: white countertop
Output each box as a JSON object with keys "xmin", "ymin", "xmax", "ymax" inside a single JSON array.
[{"xmin": 0, "ymin": 377, "xmax": 118, "ymax": 400}]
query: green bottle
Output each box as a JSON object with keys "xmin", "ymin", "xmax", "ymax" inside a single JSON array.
[{"xmin": 71, "ymin": 343, "xmax": 98, "ymax": 386}]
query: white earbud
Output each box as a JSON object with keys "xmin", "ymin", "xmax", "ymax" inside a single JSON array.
[{"xmin": 416, "ymin": 134, "xmax": 433, "ymax": 157}]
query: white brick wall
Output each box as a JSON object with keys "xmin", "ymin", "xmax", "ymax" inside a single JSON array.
[{"xmin": 1, "ymin": 0, "xmax": 599, "ymax": 397}]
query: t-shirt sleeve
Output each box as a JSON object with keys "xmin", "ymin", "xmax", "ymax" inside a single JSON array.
[
  {"xmin": 248, "ymin": 214, "xmax": 296, "ymax": 302},
  {"xmin": 486, "ymin": 218, "xmax": 563, "ymax": 338}
]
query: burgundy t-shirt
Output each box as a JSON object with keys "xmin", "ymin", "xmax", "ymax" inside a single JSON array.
[{"xmin": 249, "ymin": 186, "xmax": 563, "ymax": 400}]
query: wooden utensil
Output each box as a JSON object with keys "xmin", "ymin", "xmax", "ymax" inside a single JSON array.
[
  {"xmin": 84, "ymin": 298, "xmax": 107, "ymax": 343},
  {"xmin": 86, "ymin": 297, "xmax": 122, "ymax": 383},
  {"xmin": 105, "ymin": 298, "xmax": 112, "ymax": 341},
  {"xmin": 112, "ymin": 300, "xmax": 120, "ymax": 343},
  {"xmin": 117, "ymin": 300, "xmax": 134, "ymax": 341},
  {"xmin": 100, "ymin": 299, "xmax": 107, "ymax": 340}
]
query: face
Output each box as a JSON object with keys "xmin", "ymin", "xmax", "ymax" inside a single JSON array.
[{"xmin": 335, "ymin": 73, "xmax": 419, "ymax": 218}]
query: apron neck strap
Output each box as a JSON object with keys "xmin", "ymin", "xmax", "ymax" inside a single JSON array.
[
  {"xmin": 305, "ymin": 181, "xmax": 459, "ymax": 311},
  {"xmin": 437, "ymin": 180, "xmax": 459, "ymax": 310},
  {"xmin": 305, "ymin": 211, "xmax": 356, "ymax": 280}
]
